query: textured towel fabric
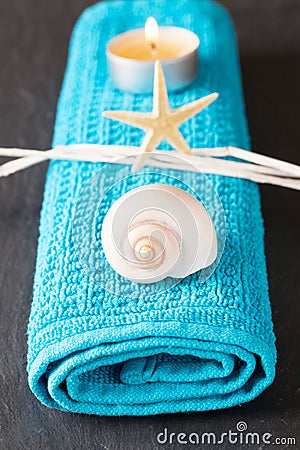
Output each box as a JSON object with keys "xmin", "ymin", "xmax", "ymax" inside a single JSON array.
[{"xmin": 27, "ymin": 0, "xmax": 276, "ymax": 415}]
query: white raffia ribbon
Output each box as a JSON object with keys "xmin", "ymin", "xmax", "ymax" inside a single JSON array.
[{"xmin": 0, "ymin": 144, "xmax": 299, "ymax": 190}]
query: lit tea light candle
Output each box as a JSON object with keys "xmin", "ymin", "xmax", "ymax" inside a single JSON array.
[{"xmin": 107, "ymin": 17, "xmax": 199, "ymax": 93}]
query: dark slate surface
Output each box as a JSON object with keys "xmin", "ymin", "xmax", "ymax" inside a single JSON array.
[{"xmin": 0, "ymin": 1, "xmax": 299, "ymax": 449}]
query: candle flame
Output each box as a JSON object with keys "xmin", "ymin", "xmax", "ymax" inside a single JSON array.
[{"xmin": 145, "ymin": 17, "xmax": 159, "ymax": 48}]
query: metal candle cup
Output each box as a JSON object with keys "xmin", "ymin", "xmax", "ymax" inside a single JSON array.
[{"xmin": 106, "ymin": 24, "xmax": 200, "ymax": 94}]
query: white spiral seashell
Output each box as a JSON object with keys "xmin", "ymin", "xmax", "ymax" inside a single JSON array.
[{"xmin": 101, "ymin": 184, "xmax": 217, "ymax": 284}]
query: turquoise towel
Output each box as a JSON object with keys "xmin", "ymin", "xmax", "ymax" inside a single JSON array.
[{"xmin": 27, "ymin": 0, "xmax": 276, "ymax": 415}]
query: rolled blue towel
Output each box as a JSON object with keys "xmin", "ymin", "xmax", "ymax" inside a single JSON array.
[{"xmin": 27, "ymin": 0, "xmax": 276, "ymax": 415}]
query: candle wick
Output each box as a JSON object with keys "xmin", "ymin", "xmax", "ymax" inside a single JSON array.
[{"xmin": 150, "ymin": 42, "xmax": 157, "ymax": 51}]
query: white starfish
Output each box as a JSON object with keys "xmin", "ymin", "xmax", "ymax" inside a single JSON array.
[{"xmin": 103, "ymin": 60, "xmax": 219, "ymax": 171}]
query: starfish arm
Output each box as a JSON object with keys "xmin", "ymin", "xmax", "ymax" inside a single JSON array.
[
  {"xmin": 131, "ymin": 129, "xmax": 163, "ymax": 172},
  {"xmin": 171, "ymin": 92, "xmax": 219, "ymax": 125},
  {"xmin": 102, "ymin": 110, "xmax": 153, "ymax": 130},
  {"xmin": 165, "ymin": 126, "xmax": 191, "ymax": 155},
  {"xmin": 152, "ymin": 61, "xmax": 170, "ymax": 117}
]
